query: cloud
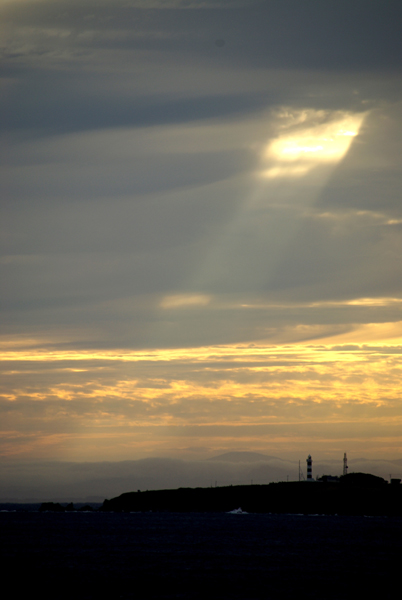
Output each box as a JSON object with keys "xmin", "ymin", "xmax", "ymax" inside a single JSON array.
[
  {"xmin": 260, "ymin": 109, "xmax": 367, "ymax": 178},
  {"xmin": 1, "ymin": 0, "xmax": 402, "ymax": 478},
  {"xmin": 160, "ymin": 294, "xmax": 211, "ymax": 309},
  {"xmin": 1, "ymin": 0, "xmax": 401, "ymax": 76},
  {"xmin": 2, "ymin": 333, "xmax": 402, "ymax": 462}
]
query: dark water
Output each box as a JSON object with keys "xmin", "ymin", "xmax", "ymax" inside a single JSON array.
[{"xmin": 1, "ymin": 511, "xmax": 401, "ymax": 599}]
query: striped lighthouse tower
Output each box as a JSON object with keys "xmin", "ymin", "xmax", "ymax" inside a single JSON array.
[{"xmin": 306, "ymin": 454, "xmax": 313, "ymax": 480}]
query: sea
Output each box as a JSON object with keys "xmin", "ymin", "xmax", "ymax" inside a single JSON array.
[{"xmin": 1, "ymin": 508, "xmax": 401, "ymax": 599}]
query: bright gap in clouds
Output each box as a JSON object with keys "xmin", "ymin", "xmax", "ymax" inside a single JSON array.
[{"xmin": 260, "ymin": 109, "xmax": 367, "ymax": 179}]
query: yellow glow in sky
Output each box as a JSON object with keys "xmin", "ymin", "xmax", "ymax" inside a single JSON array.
[
  {"xmin": 2, "ymin": 322, "xmax": 402, "ymax": 462},
  {"xmin": 261, "ymin": 110, "xmax": 367, "ymax": 178},
  {"xmin": 160, "ymin": 294, "xmax": 211, "ymax": 309}
]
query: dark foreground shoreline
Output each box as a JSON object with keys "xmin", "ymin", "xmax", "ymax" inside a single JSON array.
[{"xmin": 99, "ymin": 473, "xmax": 402, "ymax": 516}]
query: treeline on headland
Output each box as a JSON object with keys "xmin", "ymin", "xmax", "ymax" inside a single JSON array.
[{"xmin": 97, "ymin": 473, "xmax": 402, "ymax": 517}]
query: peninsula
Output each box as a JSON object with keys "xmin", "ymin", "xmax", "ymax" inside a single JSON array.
[{"xmin": 100, "ymin": 473, "xmax": 402, "ymax": 517}]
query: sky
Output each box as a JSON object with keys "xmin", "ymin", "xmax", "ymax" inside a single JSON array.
[{"xmin": 1, "ymin": 0, "xmax": 402, "ymax": 498}]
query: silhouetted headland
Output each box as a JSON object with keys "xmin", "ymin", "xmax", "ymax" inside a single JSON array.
[{"xmin": 99, "ymin": 473, "xmax": 402, "ymax": 516}]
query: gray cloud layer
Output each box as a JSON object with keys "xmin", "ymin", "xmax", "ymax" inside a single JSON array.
[{"xmin": 2, "ymin": 0, "xmax": 401, "ymax": 340}]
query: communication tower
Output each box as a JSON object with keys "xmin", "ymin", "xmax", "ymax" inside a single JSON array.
[{"xmin": 343, "ymin": 452, "xmax": 348, "ymax": 476}]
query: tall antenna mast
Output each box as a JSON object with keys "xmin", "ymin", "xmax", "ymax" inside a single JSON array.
[{"xmin": 343, "ymin": 452, "xmax": 348, "ymax": 476}]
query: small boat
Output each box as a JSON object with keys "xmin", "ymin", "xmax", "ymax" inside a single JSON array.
[{"xmin": 227, "ymin": 507, "xmax": 248, "ymax": 514}]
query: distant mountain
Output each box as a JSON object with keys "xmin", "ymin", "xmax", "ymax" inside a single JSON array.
[{"xmin": 209, "ymin": 452, "xmax": 280, "ymax": 463}]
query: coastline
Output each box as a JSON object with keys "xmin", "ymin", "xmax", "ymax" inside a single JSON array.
[{"xmin": 100, "ymin": 473, "xmax": 402, "ymax": 516}]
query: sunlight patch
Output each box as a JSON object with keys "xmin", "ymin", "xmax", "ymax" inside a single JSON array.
[
  {"xmin": 260, "ymin": 108, "xmax": 367, "ymax": 178},
  {"xmin": 160, "ymin": 294, "xmax": 211, "ymax": 309}
]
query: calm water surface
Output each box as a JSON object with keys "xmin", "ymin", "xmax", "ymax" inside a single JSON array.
[{"xmin": 1, "ymin": 511, "xmax": 400, "ymax": 599}]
